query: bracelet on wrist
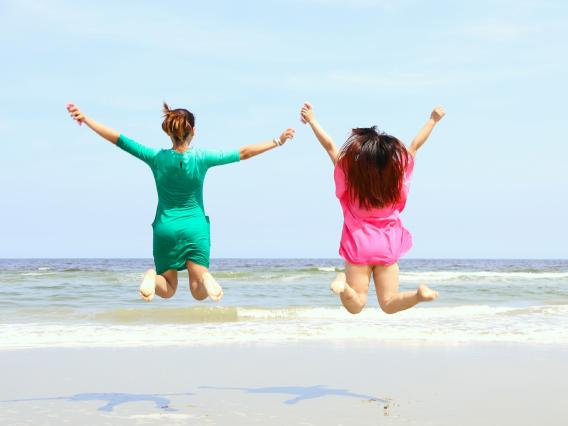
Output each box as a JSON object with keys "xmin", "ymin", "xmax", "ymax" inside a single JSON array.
[{"xmin": 273, "ymin": 137, "xmax": 282, "ymax": 146}]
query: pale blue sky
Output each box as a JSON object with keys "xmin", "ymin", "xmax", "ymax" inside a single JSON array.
[{"xmin": 0, "ymin": 0, "xmax": 566, "ymax": 259}]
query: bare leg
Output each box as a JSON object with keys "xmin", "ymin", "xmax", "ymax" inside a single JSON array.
[
  {"xmin": 139, "ymin": 269, "xmax": 178, "ymax": 301},
  {"xmin": 186, "ymin": 261, "xmax": 223, "ymax": 302},
  {"xmin": 330, "ymin": 262, "xmax": 372, "ymax": 314},
  {"xmin": 373, "ymin": 263, "xmax": 438, "ymax": 314}
]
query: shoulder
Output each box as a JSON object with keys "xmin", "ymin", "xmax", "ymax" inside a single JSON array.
[
  {"xmin": 404, "ymin": 142, "xmax": 416, "ymax": 158},
  {"xmin": 154, "ymin": 148, "xmax": 170, "ymax": 157},
  {"xmin": 333, "ymin": 161, "xmax": 346, "ymax": 183},
  {"xmin": 189, "ymin": 147, "xmax": 209, "ymax": 159}
]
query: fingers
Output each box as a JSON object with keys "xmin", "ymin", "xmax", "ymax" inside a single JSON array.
[
  {"xmin": 285, "ymin": 128, "xmax": 296, "ymax": 139},
  {"xmin": 69, "ymin": 111, "xmax": 83, "ymax": 120},
  {"xmin": 299, "ymin": 101, "xmax": 313, "ymax": 124},
  {"xmin": 280, "ymin": 128, "xmax": 296, "ymax": 143},
  {"xmin": 300, "ymin": 110, "xmax": 311, "ymax": 125},
  {"xmin": 66, "ymin": 103, "xmax": 84, "ymax": 124},
  {"xmin": 431, "ymin": 106, "xmax": 446, "ymax": 122},
  {"xmin": 66, "ymin": 103, "xmax": 82, "ymax": 116}
]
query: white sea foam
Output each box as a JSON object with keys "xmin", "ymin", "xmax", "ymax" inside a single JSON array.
[
  {"xmin": 399, "ymin": 271, "xmax": 568, "ymax": 283},
  {"xmin": 20, "ymin": 272, "xmax": 57, "ymax": 277},
  {"xmin": 317, "ymin": 267, "xmax": 338, "ymax": 272},
  {"xmin": 2, "ymin": 304, "xmax": 567, "ymax": 349},
  {"xmin": 2, "ymin": 259, "xmax": 567, "ymax": 349}
]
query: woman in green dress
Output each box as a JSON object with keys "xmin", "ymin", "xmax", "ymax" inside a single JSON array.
[{"xmin": 67, "ymin": 102, "xmax": 295, "ymax": 302}]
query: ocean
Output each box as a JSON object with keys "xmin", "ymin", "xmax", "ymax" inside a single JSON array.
[{"xmin": 1, "ymin": 259, "xmax": 567, "ymax": 348}]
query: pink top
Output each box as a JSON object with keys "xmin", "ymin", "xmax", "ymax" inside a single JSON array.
[{"xmin": 334, "ymin": 155, "xmax": 414, "ymax": 265}]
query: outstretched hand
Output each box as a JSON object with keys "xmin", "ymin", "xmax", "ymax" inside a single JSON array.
[
  {"xmin": 279, "ymin": 128, "xmax": 296, "ymax": 144},
  {"xmin": 300, "ymin": 102, "xmax": 314, "ymax": 124},
  {"xmin": 67, "ymin": 103, "xmax": 85, "ymax": 125},
  {"xmin": 431, "ymin": 106, "xmax": 445, "ymax": 123}
]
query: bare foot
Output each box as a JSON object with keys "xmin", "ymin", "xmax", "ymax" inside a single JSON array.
[
  {"xmin": 203, "ymin": 272, "xmax": 223, "ymax": 302},
  {"xmin": 139, "ymin": 269, "xmax": 156, "ymax": 301},
  {"xmin": 417, "ymin": 284, "xmax": 438, "ymax": 302},
  {"xmin": 330, "ymin": 272, "xmax": 347, "ymax": 295}
]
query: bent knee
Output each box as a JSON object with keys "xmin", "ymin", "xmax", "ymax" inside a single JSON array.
[
  {"xmin": 345, "ymin": 304, "xmax": 365, "ymax": 314},
  {"xmin": 379, "ymin": 300, "xmax": 397, "ymax": 315},
  {"xmin": 192, "ymin": 292, "xmax": 208, "ymax": 301},
  {"xmin": 162, "ymin": 289, "xmax": 176, "ymax": 299},
  {"xmin": 190, "ymin": 283, "xmax": 208, "ymax": 301},
  {"xmin": 191, "ymin": 292, "xmax": 208, "ymax": 301}
]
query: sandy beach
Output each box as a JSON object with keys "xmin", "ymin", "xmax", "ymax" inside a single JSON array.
[
  {"xmin": 2, "ymin": 259, "xmax": 567, "ymax": 424},
  {"xmin": 1, "ymin": 342, "xmax": 566, "ymax": 425}
]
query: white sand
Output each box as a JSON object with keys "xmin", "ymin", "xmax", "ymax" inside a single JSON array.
[{"xmin": 0, "ymin": 342, "xmax": 566, "ymax": 425}]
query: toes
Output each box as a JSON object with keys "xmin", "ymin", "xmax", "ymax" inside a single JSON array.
[
  {"xmin": 209, "ymin": 290, "xmax": 223, "ymax": 302},
  {"xmin": 139, "ymin": 289, "xmax": 154, "ymax": 301},
  {"xmin": 330, "ymin": 284, "xmax": 344, "ymax": 295},
  {"xmin": 139, "ymin": 293, "xmax": 150, "ymax": 301}
]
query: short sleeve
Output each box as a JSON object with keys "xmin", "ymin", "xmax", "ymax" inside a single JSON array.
[
  {"xmin": 116, "ymin": 134, "xmax": 158, "ymax": 168},
  {"xmin": 334, "ymin": 164, "xmax": 347, "ymax": 199},
  {"xmin": 202, "ymin": 149, "xmax": 241, "ymax": 169},
  {"xmin": 404, "ymin": 154, "xmax": 415, "ymax": 183}
]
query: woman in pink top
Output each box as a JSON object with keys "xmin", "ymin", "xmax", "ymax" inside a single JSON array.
[{"xmin": 300, "ymin": 103, "xmax": 445, "ymax": 314}]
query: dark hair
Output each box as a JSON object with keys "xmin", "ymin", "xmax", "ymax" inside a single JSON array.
[
  {"xmin": 161, "ymin": 102, "xmax": 195, "ymax": 145},
  {"xmin": 338, "ymin": 126, "xmax": 409, "ymax": 209}
]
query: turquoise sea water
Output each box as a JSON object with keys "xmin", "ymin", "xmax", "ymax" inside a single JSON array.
[{"xmin": 1, "ymin": 259, "xmax": 567, "ymax": 348}]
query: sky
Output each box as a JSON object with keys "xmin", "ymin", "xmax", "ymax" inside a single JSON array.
[{"xmin": 0, "ymin": 0, "xmax": 567, "ymax": 259}]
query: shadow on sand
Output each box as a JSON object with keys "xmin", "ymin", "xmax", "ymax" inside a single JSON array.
[
  {"xmin": 0, "ymin": 392, "xmax": 193, "ymax": 412},
  {"xmin": 1, "ymin": 385, "xmax": 385, "ymax": 412},
  {"xmin": 200, "ymin": 385, "xmax": 386, "ymax": 405}
]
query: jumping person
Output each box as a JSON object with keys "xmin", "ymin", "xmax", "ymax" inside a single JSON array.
[
  {"xmin": 67, "ymin": 102, "xmax": 295, "ymax": 302},
  {"xmin": 300, "ymin": 102, "xmax": 444, "ymax": 314}
]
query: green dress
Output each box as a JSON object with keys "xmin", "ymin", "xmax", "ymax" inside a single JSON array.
[{"xmin": 116, "ymin": 134, "xmax": 241, "ymax": 274}]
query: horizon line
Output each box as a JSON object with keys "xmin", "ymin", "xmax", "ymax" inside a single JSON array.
[{"xmin": 1, "ymin": 257, "xmax": 567, "ymax": 261}]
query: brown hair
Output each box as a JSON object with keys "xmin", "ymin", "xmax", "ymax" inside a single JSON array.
[
  {"xmin": 338, "ymin": 126, "xmax": 409, "ymax": 209},
  {"xmin": 161, "ymin": 102, "xmax": 195, "ymax": 146}
]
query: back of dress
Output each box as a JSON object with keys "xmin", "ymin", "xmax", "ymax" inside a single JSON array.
[
  {"xmin": 333, "ymin": 154, "xmax": 415, "ymax": 265},
  {"xmin": 152, "ymin": 150, "xmax": 209, "ymax": 213},
  {"xmin": 115, "ymin": 134, "xmax": 241, "ymax": 272}
]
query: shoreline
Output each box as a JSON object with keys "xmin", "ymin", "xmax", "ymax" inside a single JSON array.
[{"xmin": 2, "ymin": 339, "xmax": 568, "ymax": 351}]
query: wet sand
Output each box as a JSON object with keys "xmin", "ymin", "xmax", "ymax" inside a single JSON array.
[{"xmin": 0, "ymin": 342, "xmax": 566, "ymax": 425}]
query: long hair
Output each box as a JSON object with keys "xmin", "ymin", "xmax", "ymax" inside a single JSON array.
[
  {"xmin": 338, "ymin": 126, "xmax": 409, "ymax": 209},
  {"xmin": 161, "ymin": 102, "xmax": 195, "ymax": 146}
]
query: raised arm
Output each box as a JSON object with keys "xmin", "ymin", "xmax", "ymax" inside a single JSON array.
[
  {"xmin": 239, "ymin": 128, "xmax": 295, "ymax": 160},
  {"xmin": 67, "ymin": 103, "xmax": 120, "ymax": 144},
  {"xmin": 67, "ymin": 102, "xmax": 157, "ymax": 166},
  {"xmin": 300, "ymin": 103, "xmax": 339, "ymax": 165},
  {"xmin": 408, "ymin": 106, "xmax": 445, "ymax": 156}
]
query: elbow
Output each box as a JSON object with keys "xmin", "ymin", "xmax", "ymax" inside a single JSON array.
[
  {"xmin": 239, "ymin": 148, "xmax": 252, "ymax": 161},
  {"xmin": 239, "ymin": 149, "xmax": 248, "ymax": 160}
]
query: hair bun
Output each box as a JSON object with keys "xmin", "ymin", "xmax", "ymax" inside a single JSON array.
[{"xmin": 161, "ymin": 102, "xmax": 196, "ymax": 146}]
